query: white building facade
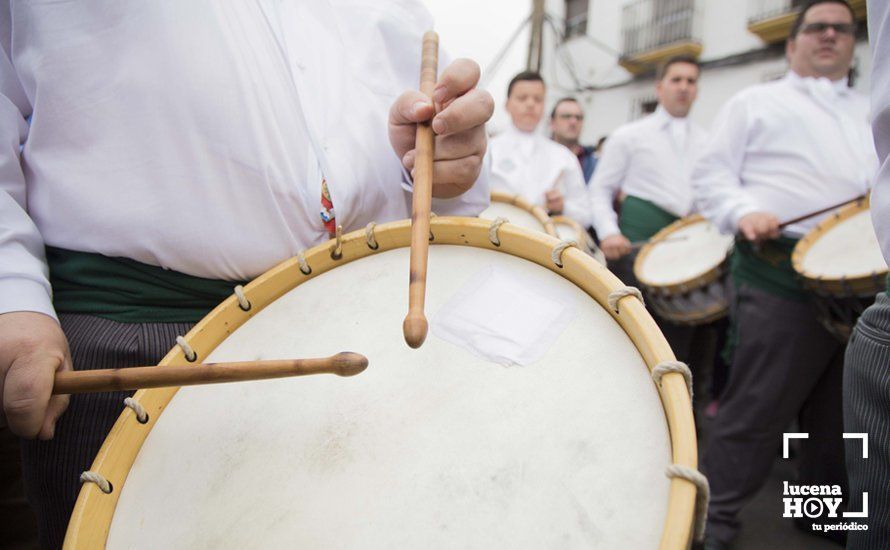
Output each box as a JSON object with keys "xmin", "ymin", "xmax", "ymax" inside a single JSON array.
[{"xmin": 537, "ymin": 0, "xmax": 871, "ymax": 143}]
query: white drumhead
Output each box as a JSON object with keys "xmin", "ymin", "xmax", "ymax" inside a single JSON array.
[
  {"xmin": 106, "ymin": 246, "xmax": 672, "ymax": 549},
  {"xmin": 480, "ymin": 201, "xmax": 547, "ymax": 233},
  {"xmin": 800, "ymin": 210, "xmax": 887, "ymax": 278},
  {"xmin": 638, "ymin": 220, "xmax": 732, "ymax": 286}
]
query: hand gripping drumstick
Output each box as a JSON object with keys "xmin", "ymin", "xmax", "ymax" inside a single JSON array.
[
  {"xmin": 403, "ymin": 31, "xmax": 438, "ymax": 349},
  {"xmin": 51, "ymin": 353, "xmax": 369, "ymax": 395}
]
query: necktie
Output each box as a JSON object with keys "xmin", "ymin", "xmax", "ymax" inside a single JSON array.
[{"xmin": 320, "ymin": 179, "xmax": 337, "ymax": 237}]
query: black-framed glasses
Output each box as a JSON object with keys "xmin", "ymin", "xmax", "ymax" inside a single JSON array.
[
  {"xmin": 800, "ymin": 22, "xmax": 857, "ymax": 36},
  {"xmin": 557, "ymin": 114, "xmax": 584, "ymax": 121}
]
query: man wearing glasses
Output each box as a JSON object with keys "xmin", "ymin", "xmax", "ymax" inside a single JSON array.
[
  {"xmin": 549, "ymin": 98, "xmax": 597, "ymax": 184},
  {"xmin": 692, "ymin": 1, "xmax": 876, "ymax": 547}
]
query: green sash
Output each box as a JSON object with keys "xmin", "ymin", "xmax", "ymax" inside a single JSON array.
[
  {"xmin": 618, "ymin": 195, "xmax": 679, "ymax": 242},
  {"xmin": 47, "ymin": 246, "xmax": 246, "ymax": 323},
  {"xmin": 730, "ymin": 237, "xmax": 807, "ymax": 301}
]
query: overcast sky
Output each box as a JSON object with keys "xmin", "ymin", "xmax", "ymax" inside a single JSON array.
[{"xmin": 421, "ymin": 0, "xmax": 531, "ymax": 133}]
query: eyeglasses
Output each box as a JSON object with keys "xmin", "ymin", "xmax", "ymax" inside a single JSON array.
[
  {"xmin": 799, "ymin": 22, "xmax": 857, "ymax": 36},
  {"xmin": 556, "ymin": 114, "xmax": 584, "ymax": 121}
]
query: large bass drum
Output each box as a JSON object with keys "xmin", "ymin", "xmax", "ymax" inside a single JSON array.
[{"xmin": 65, "ymin": 218, "xmax": 700, "ymax": 549}]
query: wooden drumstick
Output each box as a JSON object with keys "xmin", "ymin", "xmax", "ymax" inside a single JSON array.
[
  {"xmin": 403, "ymin": 30, "xmax": 439, "ymax": 349},
  {"xmin": 51, "ymin": 352, "xmax": 369, "ymax": 395},
  {"xmin": 777, "ymin": 194, "xmax": 866, "ymax": 229}
]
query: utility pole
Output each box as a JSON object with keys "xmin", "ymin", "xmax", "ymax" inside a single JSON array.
[{"xmin": 527, "ymin": 0, "xmax": 545, "ymax": 72}]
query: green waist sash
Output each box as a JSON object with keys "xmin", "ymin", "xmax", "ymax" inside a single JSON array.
[
  {"xmin": 618, "ymin": 196, "xmax": 679, "ymax": 242},
  {"xmin": 730, "ymin": 237, "xmax": 807, "ymax": 301},
  {"xmin": 47, "ymin": 246, "xmax": 246, "ymax": 323}
]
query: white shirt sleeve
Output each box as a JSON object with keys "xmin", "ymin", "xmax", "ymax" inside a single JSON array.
[
  {"xmin": 869, "ymin": 0, "xmax": 890, "ymax": 263},
  {"xmin": 588, "ymin": 131, "xmax": 630, "ymax": 238},
  {"xmin": 0, "ymin": 10, "xmax": 55, "ymax": 319},
  {"xmin": 560, "ymin": 151, "xmax": 592, "ymax": 227},
  {"xmin": 691, "ymin": 94, "xmax": 760, "ymax": 235}
]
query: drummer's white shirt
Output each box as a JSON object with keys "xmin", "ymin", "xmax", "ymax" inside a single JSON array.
[
  {"xmin": 588, "ymin": 106, "xmax": 709, "ymax": 239},
  {"xmin": 869, "ymin": 0, "xmax": 890, "ymax": 263},
  {"xmin": 0, "ymin": 1, "xmax": 490, "ymax": 319},
  {"xmin": 692, "ymin": 71, "xmax": 876, "ymax": 237},
  {"xmin": 489, "ymin": 124, "xmax": 592, "ymax": 226}
]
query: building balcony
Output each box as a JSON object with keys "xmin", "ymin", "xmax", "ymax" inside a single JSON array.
[
  {"xmin": 618, "ymin": 0, "xmax": 702, "ymax": 76},
  {"xmin": 747, "ymin": 0, "xmax": 866, "ymax": 44}
]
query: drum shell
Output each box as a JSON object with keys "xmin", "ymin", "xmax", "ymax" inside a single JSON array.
[{"xmin": 634, "ymin": 215, "xmax": 731, "ymax": 326}]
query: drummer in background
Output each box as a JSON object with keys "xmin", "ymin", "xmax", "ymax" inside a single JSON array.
[
  {"xmin": 549, "ymin": 97, "xmax": 597, "ymax": 184},
  {"xmin": 691, "ymin": 1, "xmax": 876, "ymax": 546},
  {"xmin": 0, "ymin": 3, "xmax": 493, "ymax": 548},
  {"xmin": 489, "ymin": 72, "xmax": 592, "ymax": 225},
  {"xmin": 587, "ymin": 55, "xmax": 709, "ymax": 373},
  {"xmin": 844, "ymin": 0, "xmax": 890, "ymax": 548}
]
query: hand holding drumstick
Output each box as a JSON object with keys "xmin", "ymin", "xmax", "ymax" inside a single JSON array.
[{"xmin": 394, "ymin": 32, "xmax": 494, "ymax": 348}]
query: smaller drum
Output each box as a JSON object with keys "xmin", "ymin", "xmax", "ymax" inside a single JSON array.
[
  {"xmin": 479, "ymin": 190, "xmax": 556, "ymax": 237},
  {"xmin": 792, "ymin": 197, "xmax": 888, "ymax": 341},
  {"xmin": 552, "ymin": 215, "xmax": 606, "ymax": 265},
  {"xmin": 634, "ymin": 215, "xmax": 734, "ymax": 326}
]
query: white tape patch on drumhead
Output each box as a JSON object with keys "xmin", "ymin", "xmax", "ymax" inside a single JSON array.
[{"xmin": 431, "ymin": 265, "xmax": 576, "ymax": 366}]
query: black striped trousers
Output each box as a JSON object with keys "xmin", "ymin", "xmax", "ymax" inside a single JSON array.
[
  {"xmin": 845, "ymin": 292, "xmax": 890, "ymax": 549},
  {"xmin": 20, "ymin": 314, "xmax": 193, "ymax": 550}
]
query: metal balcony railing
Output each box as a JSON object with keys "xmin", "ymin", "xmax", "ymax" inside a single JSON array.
[
  {"xmin": 748, "ymin": 0, "xmax": 805, "ymax": 24},
  {"xmin": 621, "ymin": 0, "xmax": 700, "ymax": 57}
]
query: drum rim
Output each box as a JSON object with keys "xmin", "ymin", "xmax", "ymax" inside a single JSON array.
[
  {"xmin": 792, "ymin": 196, "xmax": 888, "ymax": 295},
  {"xmin": 64, "ymin": 217, "xmax": 698, "ymax": 549},
  {"xmin": 488, "ymin": 189, "xmax": 558, "ymax": 237},
  {"xmin": 634, "ymin": 215, "xmax": 730, "ymax": 295}
]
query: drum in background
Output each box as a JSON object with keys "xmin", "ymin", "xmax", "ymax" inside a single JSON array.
[
  {"xmin": 634, "ymin": 215, "xmax": 734, "ymax": 326},
  {"xmin": 66, "ymin": 218, "xmax": 699, "ymax": 550},
  {"xmin": 479, "ymin": 190, "xmax": 557, "ymax": 237},
  {"xmin": 792, "ymin": 197, "xmax": 888, "ymax": 341},
  {"xmin": 552, "ymin": 215, "xmax": 606, "ymax": 265}
]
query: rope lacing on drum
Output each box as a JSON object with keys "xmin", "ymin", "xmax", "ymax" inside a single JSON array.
[
  {"xmin": 551, "ymin": 240, "xmax": 578, "ymax": 268},
  {"xmin": 652, "ymin": 360, "xmax": 693, "ymax": 400},
  {"xmin": 233, "ymin": 285, "xmax": 251, "ymax": 312},
  {"xmin": 488, "ymin": 217, "xmax": 509, "ymax": 246},
  {"xmin": 607, "ymin": 286, "xmax": 644, "ymax": 314},
  {"xmin": 665, "ymin": 464, "xmax": 709, "ymax": 542},
  {"xmin": 365, "ymin": 222, "xmax": 379, "ymax": 250},
  {"xmin": 175, "ymin": 336, "xmax": 197, "ymax": 362},
  {"xmin": 80, "ymin": 471, "xmax": 113, "ymax": 494},
  {"xmin": 124, "ymin": 397, "xmax": 149, "ymax": 424},
  {"xmin": 297, "ymin": 251, "xmax": 311, "ymax": 275}
]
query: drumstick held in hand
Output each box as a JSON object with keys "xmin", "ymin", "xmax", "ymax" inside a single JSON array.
[
  {"xmin": 51, "ymin": 353, "xmax": 369, "ymax": 395},
  {"xmin": 403, "ymin": 30, "xmax": 438, "ymax": 349},
  {"xmin": 777, "ymin": 194, "xmax": 866, "ymax": 229}
]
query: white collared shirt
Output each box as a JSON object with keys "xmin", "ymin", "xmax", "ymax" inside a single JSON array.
[
  {"xmin": 692, "ymin": 71, "xmax": 876, "ymax": 237},
  {"xmin": 869, "ymin": 0, "xmax": 890, "ymax": 263},
  {"xmin": 588, "ymin": 106, "xmax": 709, "ymax": 239},
  {"xmin": 0, "ymin": 1, "xmax": 490, "ymax": 319},
  {"xmin": 489, "ymin": 124, "xmax": 592, "ymax": 226}
]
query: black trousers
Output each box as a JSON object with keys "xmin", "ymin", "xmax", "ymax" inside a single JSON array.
[
  {"xmin": 703, "ymin": 283, "xmax": 846, "ymax": 544},
  {"xmin": 844, "ymin": 292, "xmax": 890, "ymax": 549},
  {"xmin": 20, "ymin": 314, "xmax": 193, "ymax": 550}
]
